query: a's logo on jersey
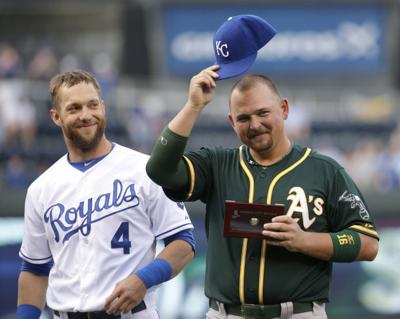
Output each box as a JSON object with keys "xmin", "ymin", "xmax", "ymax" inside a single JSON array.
[
  {"xmin": 44, "ymin": 179, "xmax": 140, "ymax": 243},
  {"xmin": 339, "ymin": 190, "xmax": 370, "ymax": 220},
  {"xmin": 286, "ymin": 186, "xmax": 325, "ymax": 229}
]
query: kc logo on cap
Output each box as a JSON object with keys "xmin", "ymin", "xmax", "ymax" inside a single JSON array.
[{"xmin": 213, "ymin": 15, "xmax": 277, "ymax": 80}]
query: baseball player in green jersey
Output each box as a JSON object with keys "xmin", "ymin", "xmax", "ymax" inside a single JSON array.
[{"xmin": 146, "ymin": 65, "xmax": 379, "ymax": 319}]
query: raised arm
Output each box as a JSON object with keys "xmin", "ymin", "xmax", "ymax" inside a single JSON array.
[
  {"xmin": 168, "ymin": 65, "xmax": 219, "ymax": 136},
  {"xmin": 146, "ymin": 66, "xmax": 219, "ymax": 191}
]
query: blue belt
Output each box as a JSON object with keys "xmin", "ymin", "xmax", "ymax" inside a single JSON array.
[{"xmin": 53, "ymin": 301, "xmax": 146, "ymax": 319}]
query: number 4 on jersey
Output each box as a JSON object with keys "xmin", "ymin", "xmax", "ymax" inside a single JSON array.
[{"xmin": 111, "ymin": 222, "xmax": 131, "ymax": 254}]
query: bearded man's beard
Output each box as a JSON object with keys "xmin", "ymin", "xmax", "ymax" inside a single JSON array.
[{"xmin": 64, "ymin": 121, "xmax": 105, "ymax": 151}]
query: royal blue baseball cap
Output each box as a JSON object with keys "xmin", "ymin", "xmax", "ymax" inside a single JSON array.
[{"xmin": 213, "ymin": 15, "xmax": 277, "ymax": 80}]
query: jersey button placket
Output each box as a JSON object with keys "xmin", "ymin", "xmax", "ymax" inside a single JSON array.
[{"xmin": 77, "ymin": 206, "xmax": 93, "ymax": 309}]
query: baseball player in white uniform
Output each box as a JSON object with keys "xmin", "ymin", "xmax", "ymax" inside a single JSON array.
[{"xmin": 17, "ymin": 70, "xmax": 195, "ymax": 319}]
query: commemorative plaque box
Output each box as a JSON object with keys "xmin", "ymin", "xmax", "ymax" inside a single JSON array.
[{"xmin": 223, "ymin": 200, "xmax": 285, "ymax": 239}]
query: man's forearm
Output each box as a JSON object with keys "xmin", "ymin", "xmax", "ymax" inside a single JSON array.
[
  {"xmin": 297, "ymin": 232, "xmax": 334, "ymax": 261},
  {"xmin": 147, "ymin": 66, "xmax": 218, "ymax": 191},
  {"xmin": 168, "ymin": 102, "xmax": 203, "ymax": 137},
  {"xmin": 297, "ymin": 231, "xmax": 378, "ymax": 262},
  {"xmin": 156, "ymin": 240, "xmax": 194, "ymax": 277},
  {"xmin": 18, "ymin": 271, "xmax": 48, "ymax": 308}
]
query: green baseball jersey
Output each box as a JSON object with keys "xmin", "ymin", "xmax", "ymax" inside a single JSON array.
[{"xmin": 166, "ymin": 144, "xmax": 378, "ymax": 306}]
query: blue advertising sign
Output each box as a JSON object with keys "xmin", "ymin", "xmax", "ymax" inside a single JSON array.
[{"xmin": 163, "ymin": 6, "xmax": 386, "ymax": 75}]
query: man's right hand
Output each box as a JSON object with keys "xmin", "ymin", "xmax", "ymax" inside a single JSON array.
[
  {"xmin": 167, "ymin": 65, "xmax": 220, "ymax": 137},
  {"xmin": 186, "ymin": 65, "xmax": 220, "ymax": 112}
]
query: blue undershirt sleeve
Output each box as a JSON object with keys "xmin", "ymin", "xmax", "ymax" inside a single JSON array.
[
  {"xmin": 163, "ymin": 229, "xmax": 196, "ymax": 254},
  {"xmin": 20, "ymin": 260, "xmax": 53, "ymax": 276}
]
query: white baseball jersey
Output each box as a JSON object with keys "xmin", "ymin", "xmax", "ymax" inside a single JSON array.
[{"xmin": 19, "ymin": 143, "xmax": 193, "ymax": 312}]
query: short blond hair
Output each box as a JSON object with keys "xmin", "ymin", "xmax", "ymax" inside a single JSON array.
[{"xmin": 49, "ymin": 69, "xmax": 101, "ymax": 108}]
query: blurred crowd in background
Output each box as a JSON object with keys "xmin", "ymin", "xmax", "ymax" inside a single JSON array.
[
  {"xmin": 0, "ymin": 42, "xmax": 115, "ymax": 190},
  {"xmin": 0, "ymin": 40, "xmax": 399, "ymax": 194},
  {"xmin": 0, "ymin": 41, "xmax": 171, "ymax": 188}
]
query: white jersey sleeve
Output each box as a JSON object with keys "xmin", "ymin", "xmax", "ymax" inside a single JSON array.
[
  {"xmin": 20, "ymin": 183, "xmax": 52, "ymax": 264},
  {"xmin": 145, "ymin": 180, "xmax": 192, "ymax": 241}
]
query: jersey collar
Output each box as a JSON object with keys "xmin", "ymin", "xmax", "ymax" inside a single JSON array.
[
  {"xmin": 68, "ymin": 143, "xmax": 116, "ymax": 172},
  {"xmin": 243, "ymin": 143, "xmax": 293, "ymax": 167}
]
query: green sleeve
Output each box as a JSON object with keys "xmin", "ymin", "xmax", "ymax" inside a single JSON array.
[
  {"xmin": 328, "ymin": 168, "xmax": 378, "ymax": 239},
  {"xmin": 146, "ymin": 127, "xmax": 190, "ymax": 192}
]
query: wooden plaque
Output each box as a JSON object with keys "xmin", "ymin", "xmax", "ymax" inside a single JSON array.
[{"xmin": 223, "ymin": 200, "xmax": 285, "ymax": 239}]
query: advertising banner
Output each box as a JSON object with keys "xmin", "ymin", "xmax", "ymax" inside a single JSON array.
[{"xmin": 163, "ymin": 5, "xmax": 386, "ymax": 75}]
